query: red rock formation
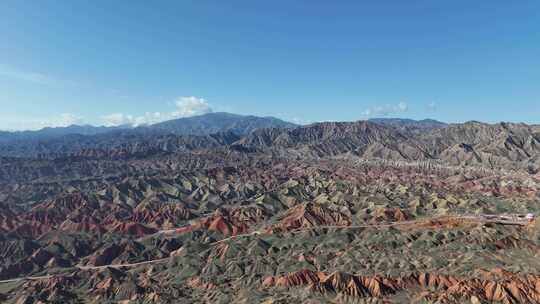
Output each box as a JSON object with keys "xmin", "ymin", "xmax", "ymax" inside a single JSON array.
[
  {"xmin": 59, "ymin": 217, "xmax": 106, "ymax": 234},
  {"xmin": 263, "ymin": 269, "xmax": 320, "ymax": 288},
  {"xmin": 372, "ymin": 207, "xmax": 411, "ymax": 223},
  {"xmin": 107, "ymin": 221, "xmax": 158, "ymax": 237},
  {"xmin": 17, "ymin": 275, "xmax": 78, "ymax": 302},
  {"xmin": 0, "ymin": 203, "xmax": 19, "ymax": 231},
  {"xmin": 263, "ymin": 269, "xmax": 395, "ymax": 298},
  {"xmin": 176, "ymin": 207, "xmax": 265, "ymax": 236},
  {"xmin": 262, "ymin": 269, "xmax": 540, "ymax": 303},
  {"xmin": 187, "ymin": 277, "xmax": 217, "ymax": 290},
  {"xmin": 12, "ymin": 222, "xmax": 51, "ymax": 238},
  {"xmin": 131, "ymin": 200, "xmax": 192, "ymax": 228},
  {"xmin": 270, "ymin": 203, "xmax": 351, "ymax": 232}
]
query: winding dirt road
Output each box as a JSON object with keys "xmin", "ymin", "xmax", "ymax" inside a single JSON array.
[{"xmin": 0, "ymin": 214, "xmax": 531, "ymax": 285}]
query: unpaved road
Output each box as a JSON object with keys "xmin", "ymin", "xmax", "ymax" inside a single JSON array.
[{"xmin": 0, "ymin": 214, "xmax": 530, "ymax": 285}]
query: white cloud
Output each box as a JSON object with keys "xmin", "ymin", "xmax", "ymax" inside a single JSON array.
[
  {"xmin": 427, "ymin": 101, "xmax": 437, "ymax": 112},
  {"xmin": 101, "ymin": 112, "xmax": 165, "ymax": 127},
  {"xmin": 362, "ymin": 102, "xmax": 408, "ymax": 117},
  {"xmin": 0, "ymin": 66, "xmax": 50, "ymax": 84},
  {"xmin": 172, "ymin": 96, "xmax": 213, "ymax": 118},
  {"xmin": 397, "ymin": 102, "xmax": 408, "ymax": 112},
  {"xmin": 2, "ymin": 96, "xmax": 215, "ymax": 130},
  {"xmin": 134, "ymin": 112, "xmax": 164, "ymax": 125},
  {"xmin": 35, "ymin": 113, "xmax": 84, "ymax": 129},
  {"xmin": 0, "ymin": 64, "xmax": 71, "ymax": 86},
  {"xmin": 290, "ymin": 117, "xmax": 312, "ymax": 125},
  {"xmin": 100, "ymin": 113, "xmax": 134, "ymax": 127},
  {"xmin": 0, "ymin": 113, "xmax": 84, "ymax": 131},
  {"xmin": 101, "ymin": 96, "xmax": 213, "ymax": 127},
  {"xmin": 52, "ymin": 113, "xmax": 84, "ymax": 127}
]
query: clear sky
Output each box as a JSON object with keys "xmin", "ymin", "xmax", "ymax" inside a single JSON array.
[{"xmin": 1, "ymin": 1, "xmax": 539, "ymax": 130}]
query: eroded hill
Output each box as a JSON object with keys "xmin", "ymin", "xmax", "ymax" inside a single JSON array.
[{"xmin": 1, "ymin": 121, "xmax": 540, "ymax": 303}]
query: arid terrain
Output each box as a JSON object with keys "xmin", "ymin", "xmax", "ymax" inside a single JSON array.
[{"xmin": 1, "ymin": 115, "xmax": 540, "ymax": 303}]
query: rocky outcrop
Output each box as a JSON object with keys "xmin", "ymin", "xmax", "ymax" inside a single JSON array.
[
  {"xmin": 107, "ymin": 221, "xmax": 158, "ymax": 237},
  {"xmin": 263, "ymin": 269, "xmax": 540, "ymax": 303},
  {"xmin": 270, "ymin": 203, "xmax": 351, "ymax": 232},
  {"xmin": 171, "ymin": 206, "xmax": 268, "ymax": 236},
  {"xmin": 1, "ymin": 134, "xmax": 540, "ymax": 303}
]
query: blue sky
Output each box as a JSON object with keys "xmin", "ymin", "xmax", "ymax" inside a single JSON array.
[{"xmin": 1, "ymin": 1, "xmax": 539, "ymax": 130}]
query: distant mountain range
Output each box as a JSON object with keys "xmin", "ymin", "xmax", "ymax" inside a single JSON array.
[
  {"xmin": 235, "ymin": 120, "xmax": 540, "ymax": 171},
  {"xmin": 149, "ymin": 112, "xmax": 297, "ymax": 135},
  {"xmin": 0, "ymin": 112, "xmax": 296, "ymax": 158},
  {"xmin": 0, "ymin": 125, "xmax": 130, "ymax": 143},
  {"xmin": 368, "ymin": 118, "xmax": 447, "ymax": 131},
  {"xmin": 0, "ymin": 115, "xmax": 450, "ymax": 144},
  {"xmin": 0, "ymin": 112, "xmax": 296, "ymax": 143},
  {"xmin": 3, "ymin": 114, "xmax": 539, "ymax": 173}
]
